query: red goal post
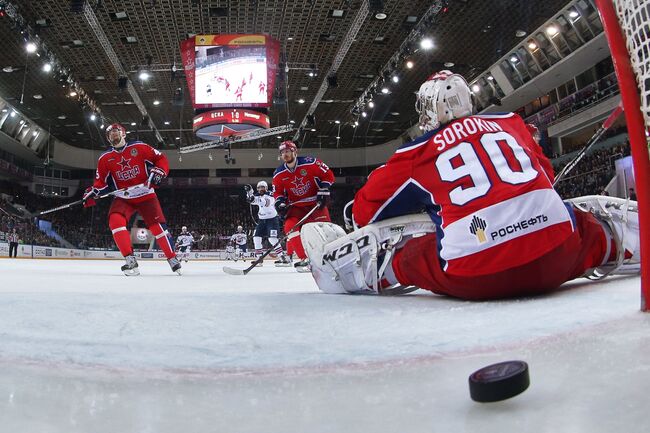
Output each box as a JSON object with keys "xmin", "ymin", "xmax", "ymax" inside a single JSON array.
[{"xmin": 595, "ymin": 0, "xmax": 650, "ymax": 310}]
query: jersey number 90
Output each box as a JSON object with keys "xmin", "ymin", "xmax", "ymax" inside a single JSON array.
[{"xmin": 435, "ymin": 132, "xmax": 539, "ymax": 206}]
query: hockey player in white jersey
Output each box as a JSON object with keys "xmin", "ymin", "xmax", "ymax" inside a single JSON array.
[
  {"xmin": 245, "ymin": 181, "xmax": 291, "ymax": 266},
  {"xmin": 175, "ymin": 226, "xmax": 194, "ymax": 263},
  {"xmin": 230, "ymin": 226, "xmax": 248, "ymax": 261}
]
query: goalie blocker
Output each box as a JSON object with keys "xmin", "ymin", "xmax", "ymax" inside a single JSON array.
[{"xmin": 303, "ymin": 196, "xmax": 640, "ymax": 299}]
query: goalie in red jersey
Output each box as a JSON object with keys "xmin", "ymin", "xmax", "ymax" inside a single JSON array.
[
  {"xmin": 83, "ymin": 123, "xmax": 181, "ymax": 276},
  {"xmin": 302, "ymin": 71, "xmax": 640, "ymax": 298},
  {"xmin": 272, "ymin": 140, "xmax": 335, "ymax": 271}
]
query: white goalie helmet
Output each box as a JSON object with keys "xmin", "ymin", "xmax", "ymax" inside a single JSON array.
[
  {"xmin": 415, "ymin": 70, "xmax": 473, "ymax": 132},
  {"xmin": 237, "ymin": 225, "xmax": 243, "ymax": 232},
  {"xmin": 182, "ymin": 226, "xmax": 187, "ymax": 233},
  {"xmin": 257, "ymin": 180, "xmax": 268, "ymax": 190}
]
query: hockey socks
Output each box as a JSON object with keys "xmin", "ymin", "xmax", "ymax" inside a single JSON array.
[
  {"xmin": 150, "ymin": 223, "xmax": 176, "ymax": 259},
  {"xmin": 109, "ymin": 213, "xmax": 133, "ymax": 257}
]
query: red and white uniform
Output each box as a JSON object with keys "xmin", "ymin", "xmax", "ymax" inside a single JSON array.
[
  {"xmin": 94, "ymin": 141, "xmax": 166, "ymax": 201},
  {"xmin": 93, "ymin": 141, "xmax": 176, "ymax": 260},
  {"xmin": 273, "ymin": 156, "xmax": 335, "ymax": 258},
  {"xmin": 354, "ymin": 113, "xmax": 610, "ymax": 298}
]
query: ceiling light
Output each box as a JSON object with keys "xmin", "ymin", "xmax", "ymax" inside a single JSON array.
[
  {"xmin": 375, "ymin": 12, "xmax": 387, "ymax": 20},
  {"xmin": 361, "ymin": 111, "xmax": 367, "ymax": 117},
  {"xmin": 69, "ymin": 91, "xmax": 77, "ymax": 97},
  {"xmin": 153, "ymin": 100, "xmax": 160, "ymax": 105},
  {"xmin": 100, "ymin": 124, "xmax": 104, "ymax": 129},
  {"xmin": 487, "ymin": 76, "xmax": 494, "ymax": 81},
  {"xmin": 42, "ymin": 63, "xmax": 52, "ymax": 72},
  {"xmin": 2, "ymin": 66, "xmax": 16, "ymax": 73},
  {"xmin": 336, "ymin": 136, "xmax": 341, "ymax": 139},
  {"xmin": 10, "ymin": 111, "xmax": 16, "ymax": 117},
  {"xmin": 569, "ymin": 10, "xmax": 579, "ymax": 19},
  {"xmin": 298, "ymin": 98, "xmax": 305, "ymax": 104},
  {"xmin": 131, "ymin": 122, "xmax": 136, "ymax": 126},
  {"xmin": 472, "ymin": 84, "xmax": 480, "ymax": 92},
  {"xmin": 354, "ymin": 121, "xmax": 359, "ymax": 126},
  {"xmin": 32, "ymin": 131, "xmax": 38, "ymax": 137},
  {"xmin": 528, "ymin": 41, "xmax": 538, "ymax": 50},
  {"xmin": 510, "ymin": 56, "xmax": 518, "ymax": 63},
  {"xmin": 444, "ymin": 62, "xmax": 455, "ymax": 68},
  {"xmin": 368, "ymin": 100, "xmax": 375, "ymax": 108},
  {"xmin": 289, "ymin": 120, "xmax": 295, "ymax": 124},
  {"xmin": 33, "ymin": 94, "xmax": 43, "ymax": 99},
  {"xmin": 138, "ymin": 71, "xmax": 150, "ymax": 80},
  {"xmin": 311, "ymin": 128, "xmax": 316, "ymax": 132},
  {"xmin": 276, "ymin": 135, "xmax": 282, "ymax": 139},
  {"xmin": 287, "ymin": 37, "xmax": 294, "ymax": 41},
  {"xmin": 58, "ymin": 115, "xmax": 66, "ymax": 120},
  {"xmin": 392, "ymin": 75, "xmax": 399, "ymax": 83},
  {"xmin": 164, "ymin": 121, "xmax": 171, "ymax": 125},
  {"xmin": 335, "ymin": 120, "xmax": 340, "ymax": 124},
  {"xmin": 546, "ymin": 25, "xmax": 559, "ymax": 36},
  {"xmin": 381, "ymin": 87, "xmax": 389, "ymax": 94},
  {"xmin": 90, "ymin": 114, "xmax": 96, "ymax": 121},
  {"xmin": 25, "ymin": 42, "xmax": 37, "ymax": 53},
  {"xmin": 420, "ymin": 38, "xmax": 434, "ymax": 50},
  {"xmin": 515, "ymin": 30, "xmax": 527, "ymax": 38},
  {"xmin": 175, "ymin": 137, "xmax": 180, "ymax": 140},
  {"xmin": 406, "ymin": 60, "xmax": 414, "ymax": 69},
  {"xmin": 308, "ymin": 72, "xmax": 315, "ymax": 77}
]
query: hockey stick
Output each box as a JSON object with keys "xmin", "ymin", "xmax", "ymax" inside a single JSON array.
[
  {"xmin": 553, "ymin": 103, "xmax": 624, "ymax": 187},
  {"xmin": 39, "ymin": 175, "xmax": 156, "ymax": 217},
  {"xmin": 223, "ymin": 203, "xmax": 320, "ymax": 275}
]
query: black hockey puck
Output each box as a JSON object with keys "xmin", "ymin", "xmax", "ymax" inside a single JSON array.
[{"xmin": 468, "ymin": 360, "xmax": 530, "ymax": 403}]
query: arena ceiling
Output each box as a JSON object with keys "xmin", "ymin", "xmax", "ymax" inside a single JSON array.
[{"xmin": 0, "ymin": 0, "xmax": 570, "ymax": 154}]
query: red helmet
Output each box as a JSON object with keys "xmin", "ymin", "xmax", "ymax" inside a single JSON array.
[
  {"xmin": 279, "ymin": 140, "xmax": 297, "ymax": 153},
  {"xmin": 105, "ymin": 123, "xmax": 126, "ymax": 141}
]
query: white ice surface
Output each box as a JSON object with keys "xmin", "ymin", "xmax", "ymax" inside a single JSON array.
[{"xmin": 0, "ymin": 259, "xmax": 648, "ymax": 432}]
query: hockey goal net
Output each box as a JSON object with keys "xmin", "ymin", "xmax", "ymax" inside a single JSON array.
[{"xmin": 595, "ymin": 0, "xmax": 650, "ymax": 310}]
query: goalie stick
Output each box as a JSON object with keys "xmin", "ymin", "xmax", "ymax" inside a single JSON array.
[
  {"xmin": 223, "ymin": 203, "xmax": 320, "ymax": 275},
  {"xmin": 553, "ymin": 103, "xmax": 624, "ymax": 186}
]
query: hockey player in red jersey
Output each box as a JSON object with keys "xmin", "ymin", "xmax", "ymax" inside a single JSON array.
[
  {"xmin": 83, "ymin": 123, "xmax": 181, "ymax": 276},
  {"xmin": 273, "ymin": 140, "xmax": 335, "ymax": 271},
  {"xmin": 302, "ymin": 71, "xmax": 639, "ymax": 298}
]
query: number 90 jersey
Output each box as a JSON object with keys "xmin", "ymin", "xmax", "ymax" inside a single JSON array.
[{"xmin": 352, "ymin": 113, "xmax": 575, "ymax": 277}]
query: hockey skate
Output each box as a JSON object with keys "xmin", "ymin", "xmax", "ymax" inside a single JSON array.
[
  {"xmin": 168, "ymin": 257, "xmax": 182, "ymax": 275},
  {"xmin": 302, "ymin": 214, "xmax": 436, "ymax": 294},
  {"xmin": 568, "ymin": 195, "xmax": 640, "ymax": 279},
  {"xmin": 293, "ymin": 258, "xmax": 311, "ymax": 273},
  {"xmin": 121, "ymin": 255, "xmax": 140, "ymax": 276},
  {"xmin": 274, "ymin": 253, "xmax": 292, "ymax": 267}
]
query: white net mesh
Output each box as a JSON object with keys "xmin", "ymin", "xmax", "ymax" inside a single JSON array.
[{"xmin": 613, "ymin": 0, "xmax": 650, "ymax": 129}]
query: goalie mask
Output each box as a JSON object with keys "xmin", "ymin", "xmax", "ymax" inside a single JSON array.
[{"xmin": 415, "ymin": 70, "xmax": 473, "ymax": 132}]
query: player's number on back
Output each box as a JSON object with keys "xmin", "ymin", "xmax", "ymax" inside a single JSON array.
[{"xmin": 436, "ymin": 132, "xmax": 539, "ymax": 205}]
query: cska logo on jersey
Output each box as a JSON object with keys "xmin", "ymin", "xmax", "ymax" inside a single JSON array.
[
  {"xmin": 115, "ymin": 156, "xmax": 141, "ymax": 181},
  {"xmin": 469, "ymin": 215, "xmax": 488, "ymax": 244},
  {"xmin": 290, "ymin": 176, "xmax": 311, "ymax": 196}
]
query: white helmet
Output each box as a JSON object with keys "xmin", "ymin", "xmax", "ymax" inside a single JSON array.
[
  {"xmin": 257, "ymin": 180, "xmax": 268, "ymax": 190},
  {"xmin": 182, "ymin": 226, "xmax": 187, "ymax": 233},
  {"xmin": 415, "ymin": 70, "xmax": 473, "ymax": 132},
  {"xmin": 237, "ymin": 225, "xmax": 243, "ymax": 232}
]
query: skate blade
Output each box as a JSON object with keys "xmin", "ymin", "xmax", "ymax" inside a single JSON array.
[
  {"xmin": 123, "ymin": 268, "xmax": 140, "ymax": 276},
  {"xmin": 275, "ymin": 263, "xmax": 292, "ymax": 267},
  {"xmin": 294, "ymin": 266, "xmax": 311, "ymax": 273},
  {"xmin": 223, "ymin": 266, "xmax": 246, "ymax": 275}
]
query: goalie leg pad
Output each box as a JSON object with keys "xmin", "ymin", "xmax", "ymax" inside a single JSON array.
[
  {"xmin": 567, "ymin": 195, "xmax": 640, "ymax": 278},
  {"xmin": 303, "ymin": 214, "xmax": 436, "ymax": 294}
]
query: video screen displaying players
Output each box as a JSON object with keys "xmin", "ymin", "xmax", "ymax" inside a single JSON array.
[{"xmin": 194, "ymin": 45, "xmax": 268, "ymax": 105}]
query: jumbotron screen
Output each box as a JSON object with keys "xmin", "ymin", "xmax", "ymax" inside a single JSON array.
[{"xmin": 181, "ymin": 34, "xmax": 280, "ymax": 109}]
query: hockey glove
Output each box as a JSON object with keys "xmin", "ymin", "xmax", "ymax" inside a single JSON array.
[
  {"xmin": 317, "ymin": 188, "xmax": 330, "ymax": 209},
  {"xmin": 148, "ymin": 166, "xmax": 167, "ymax": 187},
  {"xmin": 82, "ymin": 186, "xmax": 99, "ymax": 208},
  {"xmin": 244, "ymin": 184, "xmax": 255, "ymax": 203},
  {"xmin": 275, "ymin": 196, "xmax": 288, "ymax": 216}
]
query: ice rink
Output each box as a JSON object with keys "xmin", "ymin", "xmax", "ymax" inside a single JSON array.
[{"xmin": 0, "ymin": 258, "xmax": 648, "ymax": 433}]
